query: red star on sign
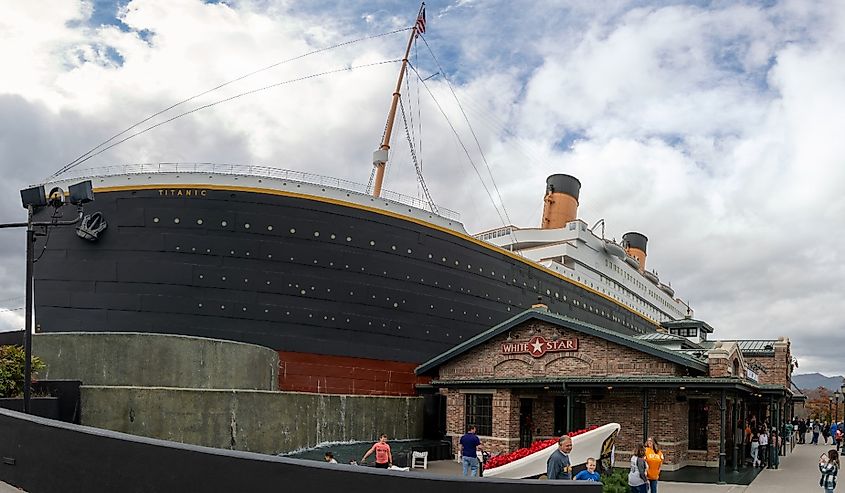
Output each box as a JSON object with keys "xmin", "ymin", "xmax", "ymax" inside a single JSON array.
[{"xmin": 528, "ymin": 335, "xmax": 547, "ymax": 357}]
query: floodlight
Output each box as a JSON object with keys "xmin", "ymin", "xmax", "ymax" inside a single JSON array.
[
  {"xmin": 20, "ymin": 186, "xmax": 47, "ymax": 209},
  {"xmin": 68, "ymin": 180, "xmax": 94, "ymax": 205}
]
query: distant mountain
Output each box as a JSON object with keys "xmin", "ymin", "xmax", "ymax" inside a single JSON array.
[{"xmin": 794, "ymin": 373, "xmax": 845, "ymax": 392}]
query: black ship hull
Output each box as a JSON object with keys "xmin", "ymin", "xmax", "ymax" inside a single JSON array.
[{"xmin": 33, "ymin": 184, "xmax": 656, "ymax": 364}]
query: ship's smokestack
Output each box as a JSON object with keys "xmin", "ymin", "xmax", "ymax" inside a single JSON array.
[
  {"xmin": 541, "ymin": 174, "xmax": 581, "ymax": 229},
  {"xmin": 623, "ymin": 232, "xmax": 648, "ymax": 272}
]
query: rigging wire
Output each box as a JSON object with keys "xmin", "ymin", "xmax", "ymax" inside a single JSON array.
[
  {"xmin": 398, "ymin": 97, "xmax": 437, "ymax": 213},
  {"xmin": 49, "ymin": 27, "xmax": 412, "ymax": 180},
  {"xmin": 406, "ymin": 62, "xmax": 509, "ymax": 228},
  {"xmin": 59, "ymin": 59, "xmax": 403, "ymax": 168},
  {"xmin": 417, "ymin": 35, "xmax": 513, "ymax": 227}
]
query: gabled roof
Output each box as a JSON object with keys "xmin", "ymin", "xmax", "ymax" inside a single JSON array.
[
  {"xmin": 415, "ymin": 308, "xmax": 709, "ymax": 376},
  {"xmin": 701, "ymin": 340, "xmax": 777, "ymax": 356}
]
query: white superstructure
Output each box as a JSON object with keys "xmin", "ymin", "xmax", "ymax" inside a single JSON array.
[{"xmin": 474, "ymin": 220, "xmax": 691, "ymax": 325}]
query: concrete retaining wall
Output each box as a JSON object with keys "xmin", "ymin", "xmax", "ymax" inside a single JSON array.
[
  {"xmin": 81, "ymin": 386, "xmax": 424, "ymax": 455},
  {"xmin": 33, "ymin": 332, "xmax": 278, "ymax": 390}
]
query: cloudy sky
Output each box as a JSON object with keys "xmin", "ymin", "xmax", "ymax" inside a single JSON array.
[{"xmin": 1, "ymin": 0, "xmax": 843, "ymax": 375}]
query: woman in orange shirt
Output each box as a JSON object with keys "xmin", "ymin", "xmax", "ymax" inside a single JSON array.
[{"xmin": 644, "ymin": 437, "xmax": 664, "ymax": 493}]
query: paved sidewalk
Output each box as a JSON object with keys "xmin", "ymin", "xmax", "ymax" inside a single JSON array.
[{"xmin": 659, "ymin": 442, "xmax": 832, "ymax": 493}]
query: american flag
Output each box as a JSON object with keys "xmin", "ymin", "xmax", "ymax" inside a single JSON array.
[{"xmin": 415, "ymin": 5, "xmax": 426, "ymax": 35}]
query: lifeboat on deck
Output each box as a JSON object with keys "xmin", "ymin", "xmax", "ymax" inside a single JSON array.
[
  {"xmin": 624, "ymin": 255, "xmax": 639, "ymax": 269},
  {"xmin": 659, "ymin": 283, "xmax": 675, "ymax": 297},
  {"xmin": 603, "ymin": 240, "xmax": 626, "ymax": 259},
  {"xmin": 643, "ymin": 270, "xmax": 659, "ymax": 284}
]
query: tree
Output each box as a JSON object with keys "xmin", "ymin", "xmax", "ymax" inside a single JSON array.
[
  {"xmin": 0, "ymin": 345, "xmax": 46, "ymax": 398},
  {"xmin": 805, "ymin": 387, "xmax": 834, "ymax": 421}
]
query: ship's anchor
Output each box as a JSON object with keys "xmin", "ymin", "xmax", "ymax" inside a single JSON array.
[{"xmin": 76, "ymin": 212, "xmax": 107, "ymax": 241}]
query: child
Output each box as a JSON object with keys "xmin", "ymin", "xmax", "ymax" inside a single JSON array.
[
  {"xmin": 820, "ymin": 450, "xmax": 839, "ymax": 493},
  {"xmin": 324, "ymin": 451, "xmax": 338, "ymax": 464},
  {"xmin": 574, "ymin": 458, "xmax": 601, "ymax": 481}
]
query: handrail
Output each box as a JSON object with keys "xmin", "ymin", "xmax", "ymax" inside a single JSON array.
[{"xmin": 50, "ymin": 162, "xmax": 460, "ymax": 221}]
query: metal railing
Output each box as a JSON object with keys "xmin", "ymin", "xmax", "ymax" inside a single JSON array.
[{"xmin": 52, "ymin": 162, "xmax": 460, "ymax": 221}]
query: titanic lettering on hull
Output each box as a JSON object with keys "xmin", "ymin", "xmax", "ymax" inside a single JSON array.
[
  {"xmin": 158, "ymin": 189, "xmax": 208, "ymax": 197},
  {"xmin": 501, "ymin": 335, "xmax": 578, "ymax": 358}
]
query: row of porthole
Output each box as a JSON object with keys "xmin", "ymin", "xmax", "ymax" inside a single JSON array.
[
  {"xmin": 192, "ymin": 301, "xmax": 471, "ymax": 339},
  {"xmin": 195, "ymin": 272, "xmax": 500, "ymax": 320},
  {"xmin": 156, "ymin": 218, "xmax": 512, "ymax": 279},
  {"xmin": 164, "ymin": 227, "xmax": 645, "ymax": 328}
]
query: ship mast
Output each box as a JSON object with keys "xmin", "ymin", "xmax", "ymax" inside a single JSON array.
[{"xmin": 371, "ymin": 3, "xmax": 425, "ymax": 198}]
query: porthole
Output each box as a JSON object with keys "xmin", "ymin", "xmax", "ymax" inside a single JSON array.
[
  {"xmin": 222, "ymin": 276, "xmax": 227, "ymax": 281},
  {"xmin": 244, "ymin": 279, "xmax": 248, "ymax": 283},
  {"xmin": 300, "ymin": 290, "xmax": 306, "ymax": 295},
  {"xmin": 427, "ymin": 253, "xmax": 432, "ymax": 258},
  {"xmin": 196, "ymin": 219, "xmax": 203, "ymax": 225},
  {"xmin": 198, "ymin": 303, "xmax": 203, "ymax": 308},
  {"xmin": 391, "ymin": 245, "xmax": 396, "ymax": 250},
  {"xmin": 369, "ymin": 240, "xmax": 375, "ymax": 246},
  {"xmin": 393, "ymin": 303, "xmax": 398, "ymax": 307},
  {"xmin": 244, "ymin": 223, "xmax": 251, "ymax": 229},
  {"xmin": 330, "ymin": 234, "xmax": 336, "ymax": 239},
  {"xmin": 153, "ymin": 217, "xmax": 160, "ymax": 223},
  {"xmin": 454, "ymin": 261, "xmax": 459, "ymax": 265},
  {"xmin": 290, "ymin": 228, "xmax": 296, "ymax": 234},
  {"xmin": 267, "ymin": 254, "xmax": 272, "ymax": 259},
  {"xmin": 266, "ymin": 281, "xmax": 271, "ymax": 285},
  {"xmin": 230, "ymin": 250, "xmax": 235, "ymax": 255},
  {"xmin": 314, "ymin": 231, "xmax": 319, "ymax": 237},
  {"xmin": 346, "ymin": 237, "xmax": 352, "ymax": 241},
  {"xmin": 246, "ymin": 252, "xmax": 250, "ymax": 256},
  {"xmin": 175, "ymin": 246, "xmax": 180, "ymax": 250},
  {"xmin": 222, "ymin": 220, "xmax": 228, "ymax": 227},
  {"xmin": 264, "ymin": 309, "xmax": 269, "ymax": 313},
  {"xmin": 199, "ymin": 274, "xmax": 204, "ymax": 279},
  {"xmin": 242, "ymin": 307, "xmax": 247, "ymax": 311},
  {"xmin": 220, "ymin": 305, "xmax": 225, "ymax": 310},
  {"xmin": 174, "ymin": 218, "xmax": 180, "ymax": 224},
  {"xmin": 267, "ymin": 225, "xmax": 273, "ymax": 231}
]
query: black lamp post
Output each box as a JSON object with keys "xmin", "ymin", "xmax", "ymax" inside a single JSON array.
[
  {"xmin": 829, "ymin": 396, "xmax": 833, "ymax": 422},
  {"xmin": 11, "ymin": 180, "xmax": 94, "ymax": 413},
  {"xmin": 836, "ymin": 393, "xmax": 841, "ymax": 423}
]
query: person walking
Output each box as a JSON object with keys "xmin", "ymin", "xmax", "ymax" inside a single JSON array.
[
  {"xmin": 459, "ymin": 425, "xmax": 482, "ymax": 477},
  {"xmin": 814, "ymin": 421, "xmax": 822, "ymax": 445},
  {"xmin": 546, "ymin": 436, "xmax": 573, "ymax": 480},
  {"xmin": 759, "ymin": 427, "xmax": 769, "ymax": 468},
  {"xmin": 750, "ymin": 429, "xmax": 760, "ymax": 467},
  {"xmin": 824, "ymin": 422, "xmax": 832, "ymax": 445},
  {"xmin": 819, "ymin": 449, "xmax": 839, "ymax": 492},
  {"xmin": 361, "ymin": 434, "xmax": 392, "ymax": 469},
  {"xmin": 800, "ymin": 420, "xmax": 807, "ymax": 445},
  {"xmin": 645, "ymin": 437, "xmax": 664, "ymax": 493},
  {"xmin": 628, "ymin": 444, "xmax": 649, "ymax": 493}
]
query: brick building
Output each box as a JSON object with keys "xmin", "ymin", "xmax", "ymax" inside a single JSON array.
[{"xmin": 416, "ymin": 307, "xmax": 800, "ymax": 477}]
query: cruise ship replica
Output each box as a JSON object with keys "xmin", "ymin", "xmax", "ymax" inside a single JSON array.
[{"xmin": 29, "ymin": 11, "xmax": 692, "ymax": 395}]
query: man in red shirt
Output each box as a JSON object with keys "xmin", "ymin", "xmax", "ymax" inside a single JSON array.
[{"xmin": 362, "ymin": 434, "xmax": 392, "ymax": 468}]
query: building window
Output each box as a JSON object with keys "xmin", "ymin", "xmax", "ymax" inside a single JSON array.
[
  {"xmin": 465, "ymin": 394, "xmax": 493, "ymax": 436},
  {"xmin": 688, "ymin": 399, "xmax": 708, "ymax": 450}
]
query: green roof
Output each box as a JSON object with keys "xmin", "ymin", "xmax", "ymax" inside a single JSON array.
[
  {"xmin": 701, "ymin": 340, "xmax": 778, "ymax": 356},
  {"xmin": 426, "ymin": 375, "xmax": 790, "ymax": 394},
  {"xmin": 415, "ymin": 308, "xmax": 708, "ymax": 375}
]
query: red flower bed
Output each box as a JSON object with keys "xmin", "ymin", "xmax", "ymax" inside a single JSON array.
[{"xmin": 484, "ymin": 425, "xmax": 599, "ymax": 470}]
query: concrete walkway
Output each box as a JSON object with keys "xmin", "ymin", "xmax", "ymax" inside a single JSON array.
[{"xmin": 660, "ymin": 443, "xmax": 831, "ymax": 493}]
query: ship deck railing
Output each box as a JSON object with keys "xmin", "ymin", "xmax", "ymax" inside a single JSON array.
[{"xmin": 51, "ymin": 162, "xmax": 460, "ymax": 221}]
